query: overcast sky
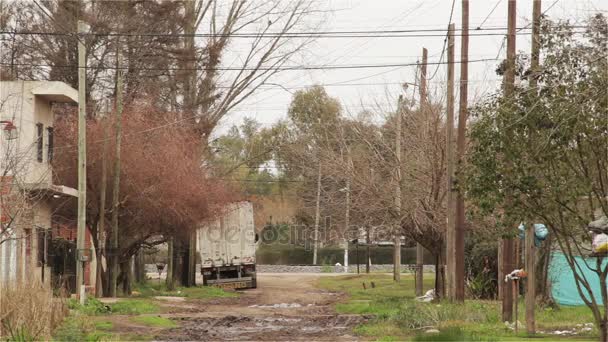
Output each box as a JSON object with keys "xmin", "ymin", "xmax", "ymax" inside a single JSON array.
[{"xmin": 214, "ymin": 0, "xmax": 607, "ymax": 135}]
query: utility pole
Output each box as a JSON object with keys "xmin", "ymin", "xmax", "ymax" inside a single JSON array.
[
  {"xmin": 416, "ymin": 48, "xmax": 428, "ymax": 296},
  {"xmin": 368, "ymin": 168, "xmax": 374, "ymax": 274},
  {"xmin": 393, "ymin": 94, "xmax": 403, "ymax": 282},
  {"xmin": 502, "ymin": 0, "xmax": 517, "ymax": 322},
  {"xmin": 76, "ymin": 20, "xmax": 87, "ymax": 305},
  {"xmin": 445, "ymin": 23, "xmax": 456, "ymax": 301},
  {"xmin": 454, "ymin": 0, "xmax": 469, "ymax": 303},
  {"xmin": 312, "ymin": 163, "xmax": 322, "ymax": 265},
  {"xmin": 110, "ymin": 38, "xmax": 124, "ymax": 297},
  {"xmin": 526, "ymin": 0, "xmax": 541, "ymax": 334},
  {"xmin": 344, "ymin": 153, "xmax": 351, "ymax": 273}
]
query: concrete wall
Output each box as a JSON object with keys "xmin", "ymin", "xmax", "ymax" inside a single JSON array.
[
  {"xmin": 0, "ymin": 81, "xmax": 61, "ymax": 186},
  {"xmin": 0, "ymin": 81, "xmax": 77, "ymax": 288}
]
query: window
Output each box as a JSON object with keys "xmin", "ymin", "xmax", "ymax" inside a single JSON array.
[
  {"xmin": 36, "ymin": 123, "xmax": 43, "ymax": 162},
  {"xmin": 47, "ymin": 127, "xmax": 54, "ymax": 162}
]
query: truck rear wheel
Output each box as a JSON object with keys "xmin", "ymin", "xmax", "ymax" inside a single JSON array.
[{"xmin": 251, "ymin": 273, "xmax": 257, "ymax": 289}]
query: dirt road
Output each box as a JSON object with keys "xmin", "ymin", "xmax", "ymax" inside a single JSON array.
[{"xmin": 155, "ymin": 273, "xmax": 367, "ymax": 341}]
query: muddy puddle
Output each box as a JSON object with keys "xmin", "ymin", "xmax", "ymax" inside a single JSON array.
[{"xmin": 157, "ymin": 314, "xmax": 367, "ymax": 341}]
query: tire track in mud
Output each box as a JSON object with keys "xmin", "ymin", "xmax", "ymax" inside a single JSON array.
[{"xmin": 155, "ymin": 274, "xmax": 368, "ymax": 341}]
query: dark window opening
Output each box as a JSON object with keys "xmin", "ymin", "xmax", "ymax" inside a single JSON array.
[
  {"xmin": 47, "ymin": 127, "xmax": 54, "ymax": 162},
  {"xmin": 36, "ymin": 123, "xmax": 43, "ymax": 162}
]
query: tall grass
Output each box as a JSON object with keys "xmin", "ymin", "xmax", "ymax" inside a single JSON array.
[{"xmin": 0, "ymin": 282, "xmax": 67, "ymax": 340}]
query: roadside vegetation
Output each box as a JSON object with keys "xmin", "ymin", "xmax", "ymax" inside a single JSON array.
[
  {"xmin": 0, "ymin": 283, "xmax": 67, "ymax": 341},
  {"xmin": 50, "ymin": 281, "xmax": 236, "ymax": 341},
  {"xmin": 318, "ymin": 274, "xmax": 597, "ymax": 341}
]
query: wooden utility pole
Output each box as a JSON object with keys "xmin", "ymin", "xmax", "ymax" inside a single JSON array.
[
  {"xmin": 530, "ymin": 0, "xmax": 542, "ymax": 90},
  {"xmin": 415, "ymin": 48, "xmax": 428, "ymax": 296},
  {"xmin": 110, "ymin": 39, "xmax": 124, "ymax": 297},
  {"xmin": 76, "ymin": 20, "xmax": 87, "ymax": 304},
  {"xmin": 393, "ymin": 94, "xmax": 403, "ymax": 282},
  {"xmin": 454, "ymin": 0, "xmax": 469, "ymax": 303},
  {"xmin": 445, "ymin": 23, "xmax": 456, "ymax": 301},
  {"xmin": 344, "ymin": 153, "xmax": 351, "ymax": 273},
  {"xmin": 502, "ymin": 0, "xmax": 517, "ymax": 322},
  {"xmin": 526, "ymin": 0, "xmax": 542, "ymax": 334},
  {"xmin": 312, "ymin": 163, "xmax": 322, "ymax": 265}
]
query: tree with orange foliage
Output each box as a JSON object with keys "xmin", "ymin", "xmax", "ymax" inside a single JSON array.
[{"xmin": 53, "ymin": 104, "xmax": 233, "ymax": 295}]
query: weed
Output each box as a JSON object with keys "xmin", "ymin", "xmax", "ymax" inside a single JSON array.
[
  {"xmin": 0, "ymin": 282, "xmax": 67, "ymax": 340},
  {"xmin": 5, "ymin": 327, "xmax": 34, "ymax": 342}
]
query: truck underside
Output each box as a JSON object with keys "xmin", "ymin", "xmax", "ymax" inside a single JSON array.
[{"xmin": 201, "ymin": 264, "xmax": 257, "ymax": 290}]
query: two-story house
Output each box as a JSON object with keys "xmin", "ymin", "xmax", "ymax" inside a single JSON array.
[{"xmin": 0, "ymin": 81, "xmax": 80, "ymax": 286}]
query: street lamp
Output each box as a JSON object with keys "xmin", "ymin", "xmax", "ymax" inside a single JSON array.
[
  {"xmin": 0, "ymin": 121, "xmax": 18, "ymax": 140},
  {"xmin": 0, "ymin": 120, "xmax": 16, "ymax": 234}
]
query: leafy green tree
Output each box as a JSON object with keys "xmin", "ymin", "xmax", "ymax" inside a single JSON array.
[{"xmin": 467, "ymin": 15, "xmax": 607, "ymax": 338}]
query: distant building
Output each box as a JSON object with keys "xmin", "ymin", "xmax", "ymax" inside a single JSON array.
[{"xmin": 0, "ymin": 81, "xmax": 90, "ymax": 288}]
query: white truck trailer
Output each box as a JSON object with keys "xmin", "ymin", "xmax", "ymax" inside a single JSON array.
[{"xmin": 197, "ymin": 201, "xmax": 257, "ymax": 289}]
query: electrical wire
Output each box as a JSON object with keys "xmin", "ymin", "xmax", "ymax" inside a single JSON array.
[
  {"xmin": 427, "ymin": 0, "xmax": 456, "ymax": 82},
  {"xmin": 476, "ymin": 0, "xmax": 504, "ymax": 30},
  {"xmin": 0, "ymin": 28, "xmax": 590, "ymax": 39},
  {"xmin": 0, "ymin": 58, "xmax": 502, "ymax": 72}
]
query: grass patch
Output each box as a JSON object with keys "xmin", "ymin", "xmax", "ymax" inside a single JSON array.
[
  {"xmin": 131, "ymin": 316, "xmax": 178, "ymax": 328},
  {"xmin": 132, "ymin": 281, "xmax": 237, "ymax": 299},
  {"xmin": 93, "ymin": 320, "xmax": 113, "ymax": 330},
  {"xmin": 109, "ymin": 299, "xmax": 159, "ymax": 315},
  {"xmin": 318, "ymin": 274, "xmax": 598, "ymax": 341},
  {"xmin": 52, "ymin": 316, "xmax": 115, "ymax": 342},
  {"xmin": 413, "ymin": 327, "xmax": 496, "ymax": 341},
  {"xmin": 67, "ymin": 297, "xmax": 111, "ymax": 315}
]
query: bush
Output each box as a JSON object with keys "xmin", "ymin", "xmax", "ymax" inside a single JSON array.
[
  {"xmin": 68, "ymin": 298, "xmax": 110, "ymax": 315},
  {"xmin": 0, "ymin": 282, "xmax": 67, "ymax": 341},
  {"xmin": 466, "ymin": 272, "xmax": 496, "ymax": 300}
]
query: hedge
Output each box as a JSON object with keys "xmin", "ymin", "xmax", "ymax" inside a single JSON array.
[{"xmin": 256, "ymin": 243, "xmax": 434, "ymax": 265}]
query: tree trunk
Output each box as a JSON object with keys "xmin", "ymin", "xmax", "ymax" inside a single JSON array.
[
  {"xmin": 536, "ymin": 234, "xmax": 554, "ymax": 305},
  {"xmin": 134, "ymin": 250, "xmax": 145, "ymax": 283},
  {"xmin": 181, "ymin": 238, "xmax": 191, "ymax": 287},
  {"xmin": 119, "ymin": 259, "xmax": 132, "ymax": 296},
  {"xmin": 96, "ymin": 120, "xmax": 109, "ymax": 297},
  {"xmin": 104, "ymin": 233, "xmax": 112, "ymax": 296},
  {"xmin": 188, "ymin": 230, "xmax": 197, "ymax": 286},
  {"xmin": 434, "ymin": 247, "xmax": 446, "ymax": 299},
  {"xmin": 110, "ymin": 39, "xmax": 124, "ymax": 298},
  {"xmin": 166, "ymin": 237, "xmax": 174, "ymax": 290},
  {"xmin": 95, "ymin": 240, "xmax": 104, "ymax": 297},
  {"xmin": 172, "ymin": 238, "xmax": 182, "ymax": 287}
]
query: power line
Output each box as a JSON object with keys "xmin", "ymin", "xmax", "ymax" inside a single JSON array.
[
  {"xmin": 0, "ymin": 58, "xmax": 504, "ymax": 72},
  {"xmin": 476, "ymin": 0, "xmax": 504, "ymax": 30},
  {"xmin": 0, "ymin": 28, "xmax": 589, "ymax": 39},
  {"xmin": 427, "ymin": 0, "xmax": 456, "ymax": 81}
]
